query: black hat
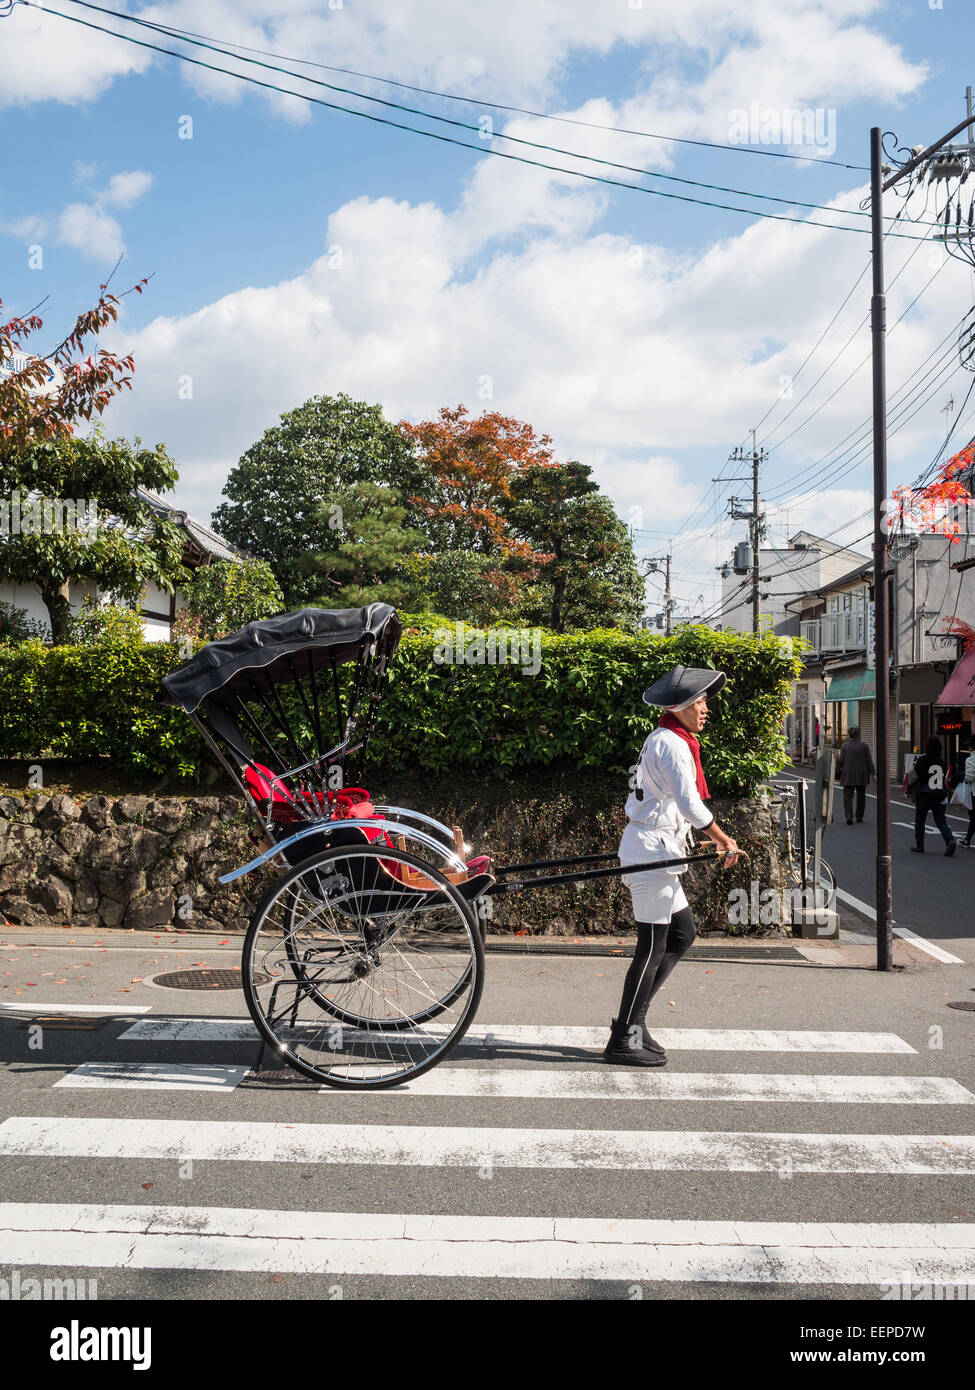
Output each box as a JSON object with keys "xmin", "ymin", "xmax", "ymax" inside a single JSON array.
[{"xmin": 642, "ymin": 664, "xmax": 726, "ymax": 709}]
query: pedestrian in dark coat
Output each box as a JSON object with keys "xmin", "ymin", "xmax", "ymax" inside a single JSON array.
[
  {"xmin": 910, "ymin": 735, "xmax": 956, "ymax": 856},
  {"xmin": 836, "ymin": 726, "xmax": 875, "ymax": 824}
]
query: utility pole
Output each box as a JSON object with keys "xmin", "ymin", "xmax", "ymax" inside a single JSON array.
[
  {"xmin": 869, "ymin": 94, "xmax": 975, "ymax": 972},
  {"xmin": 642, "ymin": 544, "xmax": 673, "ymax": 634},
  {"xmin": 727, "ymin": 431, "xmax": 768, "ymax": 633}
]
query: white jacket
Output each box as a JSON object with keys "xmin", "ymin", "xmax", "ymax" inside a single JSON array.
[
  {"xmin": 619, "ymin": 726, "xmax": 715, "ymax": 872},
  {"xmin": 965, "ymin": 753, "xmax": 975, "ymax": 785}
]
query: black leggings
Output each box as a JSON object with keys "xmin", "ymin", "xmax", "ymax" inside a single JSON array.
[{"xmin": 616, "ymin": 906, "xmax": 697, "ymax": 1028}]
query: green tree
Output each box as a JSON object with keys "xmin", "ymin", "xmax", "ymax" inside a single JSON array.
[
  {"xmin": 504, "ymin": 462, "xmax": 644, "ymax": 633},
  {"xmin": 182, "ymin": 557, "xmax": 284, "ymax": 639},
  {"xmin": 213, "ymin": 394, "xmax": 425, "ymax": 607},
  {"xmin": 0, "ymin": 430, "xmax": 187, "ymax": 643},
  {"xmin": 293, "ymin": 482, "xmax": 427, "ymax": 609},
  {"xmin": 397, "ymin": 550, "xmax": 524, "ymax": 626}
]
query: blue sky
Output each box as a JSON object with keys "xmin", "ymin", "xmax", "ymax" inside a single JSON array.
[{"xmin": 2, "ymin": 0, "xmax": 975, "ymax": 616}]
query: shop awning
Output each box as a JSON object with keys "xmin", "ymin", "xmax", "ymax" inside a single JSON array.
[
  {"xmin": 825, "ymin": 670, "xmax": 876, "ymax": 702},
  {"xmin": 935, "ymin": 649, "xmax": 975, "ymax": 707}
]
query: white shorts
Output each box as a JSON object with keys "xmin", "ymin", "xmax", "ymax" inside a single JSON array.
[
  {"xmin": 619, "ymin": 821, "xmax": 690, "ymax": 924},
  {"xmin": 626, "ymin": 871, "xmax": 688, "ymax": 924}
]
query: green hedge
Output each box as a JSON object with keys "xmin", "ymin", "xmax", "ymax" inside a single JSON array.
[{"xmin": 0, "ymin": 627, "xmax": 802, "ymax": 796}]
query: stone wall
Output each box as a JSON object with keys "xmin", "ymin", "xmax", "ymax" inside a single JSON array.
[
  {"xmin": 0, "ymin": 793, "xmax": 270, "ymax": 933},
  {"xmin": 0, "ymin": 788, "xmax": 788, "ymax": 935}
]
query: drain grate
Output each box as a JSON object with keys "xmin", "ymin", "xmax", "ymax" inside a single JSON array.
[
  {"xmin": 17, "ymin": 1016, "xmax": 105, "ymax": 1030},
  {"xmin": 151, "ymin": 968, "xmax": 270, "ymax": 990},
  {"xmin": 947, "ymin": 1001, "xmax": 975, "ymax": 1011},
  {"xmin": 484, "ymin": 940, "xmax": 802, "ymax": 960}
]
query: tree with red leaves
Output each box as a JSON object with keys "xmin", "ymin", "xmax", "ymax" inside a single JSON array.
[
  {"xmin": 0, "ymin": 278, "xmax": 148, "ymax": 460},
  {"xmin": 890, "ymin": 439, "xmax": 975, "ymax": 545},
  {"xmin": 0, "ymin": 279, "xmax": 187, "ymax": 642},
  {"xmin": 399, "ymin": 404, "xmax": 554, "ymax": 558}
]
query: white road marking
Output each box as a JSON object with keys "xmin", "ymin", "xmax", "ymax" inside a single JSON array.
[
  {"xmin": 1, "ymin": 1205, "xmax": 973, "ymax": 1283},
  {"xmin": 54, "ymin": 1063, "xmax": 249, "ymax": 1092},
  {"xmin": 0, "ymin": 1002, "xmax": 152, "ymax": 1015},
  {"xmin": 891, "ymin": 927, "xmax": 966, "ymax": 965},
  {"xmin": 47, "ymin": 1063, "xmax": 974, "ymax": 1103},
  {"xmin": 119, "ymin": 1018, "xmax": 919, "ymax": 1053},
  {"xmin": 3, "ymin": 1116, "xmax": 972, "ymax": 1173},
  {"xmin": 833, "ymin": 888, "xmax": 966, "ymax": 964},
  {"xmin": 319, "ymin": 1069, "xmax": 975, "ymax": 1104}
]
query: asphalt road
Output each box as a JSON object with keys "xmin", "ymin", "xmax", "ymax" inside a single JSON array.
[
  {"xmin": 782, "ymin": 769, "xmax": 974, "ymax": 959},
  {"xmin": 0, "ymin": 931, "xmax": 972, "ymax": 1301}
]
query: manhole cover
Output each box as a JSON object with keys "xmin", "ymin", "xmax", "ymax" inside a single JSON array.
[
  {"xmin": 151, "ymin": 968, "xmax": 270, "ymax": 990},
  {"xmin": 947, "ymin": 1001, "xmax": 975, "ymax": 1011}
]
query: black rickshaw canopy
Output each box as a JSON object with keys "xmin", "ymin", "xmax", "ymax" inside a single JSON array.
[{"xmin": 158, "ymin": 603, "xmax": 402, "ymax": 714}]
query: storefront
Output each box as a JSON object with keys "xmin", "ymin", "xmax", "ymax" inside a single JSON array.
[
  {"xmin": 934, "ymin": 649, "xmax": 975, "ymax": 773},
  {"xmin": 824, "ymin": 667, "xmax": 876, "ymax": 755},
  {"xmin": 897, "ymin": 660, "xmax": 963, "ymax": 778}
]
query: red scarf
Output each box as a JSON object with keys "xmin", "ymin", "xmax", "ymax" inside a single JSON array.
[{"xmin": 659, "ymin": 711, "xmax": 710, "ymax": 799}]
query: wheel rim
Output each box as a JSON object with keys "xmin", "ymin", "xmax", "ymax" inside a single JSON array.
[{"xmin": 244, "ymin": 845, "xmax": 484, "ymax": 1088}]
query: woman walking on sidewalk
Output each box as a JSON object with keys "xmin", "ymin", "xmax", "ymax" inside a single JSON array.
[
  {"xmin": 910, "ymin": 735, "xmax": 956, "ymax": 856},
  {"xmin": 604, "ymin": 665, "xmax": 740, "ymax": 1069}
]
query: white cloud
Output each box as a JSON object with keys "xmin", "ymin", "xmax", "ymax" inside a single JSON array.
[
  {"xmin": 57, "ymin": 203, "xmax": 125, "ymax": 262},
  {"xmin": 101, "ymin": 171, "xmax": 154, "ymax": 208},
  {"xmin": 2, "ymin": 170, "xmax": 154, "ymax": 264},
  {"xmin": 0, "ymin": 3, "xmax": 152, "ymax": 109}
]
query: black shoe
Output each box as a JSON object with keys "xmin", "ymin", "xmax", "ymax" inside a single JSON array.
[
  {"xmin": 603, "ymin": 1018, "xmax": 667, "ymax": 1068},
  {"xmin": 855, "ymin": 817, "xmax": 864, "ymax": 823},
  {"xmin": 846, "ymin": 818, "xmax": 853, "ymax": 825},
  {"xmin": 638, "ymin": 1022, "xmax": 666, "ymax": 1055},
  {"xmin": 910, "ymin": 845, "xmax": 924, "ymax": 853},
  {"xmin": 946, "ymin": 840, "xmax": 956, "ymax": 857}
]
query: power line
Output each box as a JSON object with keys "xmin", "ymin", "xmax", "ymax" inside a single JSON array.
[
  {"xmin": 762, "ymin": 328, "xmax": 965, "ymax": 503},
  {"xmin": 23, "ymin": 1, "xmax": 938, "ymax": 239},
  {"xmin": 762, "ymin": 255, "xmax": 951, "ymax": 462},
  {"xmin": 761, "ymin": 297, "xmax": 970, "ymax": 502},
  {"xmin": 738, "ymin": 200, "xmax": 929, "ymax": 452},
  {"xmin": 68, "ymin": 3, "xmax": 867, "ymax": 171}
]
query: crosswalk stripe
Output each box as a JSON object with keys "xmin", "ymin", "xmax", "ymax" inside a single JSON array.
[
  {"xmin": 319, "ymin": 1070, "xmax": 975, "ymax": 1103},
  {"xmin": 54, "ymin": 1063, "xmax": 249, "ymax": 1091},
  {"xmin": 51, "ymin": 1063, "xmax": 975, "ymax": 1104},
  {"xmin": 1, "ymin": 1205, "xmax": 973, "ymax": 1283},
  {"xmin": 119, "ymin": 1018, "xmax": 918, "ymax": 1053},
  {"xmin": 2, "ymin": 1116, "xmax": 973, "ymax": 1173},
  {"xmin": 0, "ymin": 1002, "xmax": 152, "ymax": 1015}
]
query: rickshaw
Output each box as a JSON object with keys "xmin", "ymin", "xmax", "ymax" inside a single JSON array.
[{"xmin": 159, "ymin": 604, "xmax": 716, "ymax": 1090}]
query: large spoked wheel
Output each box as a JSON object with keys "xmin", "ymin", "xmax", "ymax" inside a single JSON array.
[
  {"xmin": 281, "ymin": 868, "xmax": 478, "ymax": 1028},
  {"xmin": 242, "ymin": 843, "xmax": 485, "ymax": 1089}
]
